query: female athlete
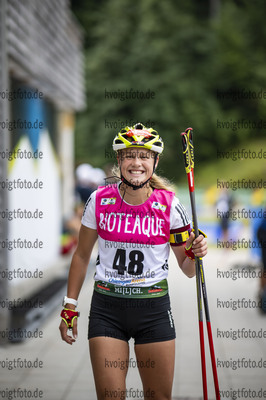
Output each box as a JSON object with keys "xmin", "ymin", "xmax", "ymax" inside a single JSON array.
[{"xmin": 59, "ymin": 123, "xmax": 207, "ymax": 400}]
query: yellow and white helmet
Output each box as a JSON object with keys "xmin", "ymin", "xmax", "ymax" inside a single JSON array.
[{"xmin": 113, "ymin": 123, "xmax": 164, "ymax": 154}]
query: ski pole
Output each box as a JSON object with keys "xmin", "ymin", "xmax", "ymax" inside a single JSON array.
[{"xmin": 181, "ymin": 127, "xmax": 220, "ymax": 400}]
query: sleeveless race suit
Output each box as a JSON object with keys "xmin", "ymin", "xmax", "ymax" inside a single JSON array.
[{"xmin": 81, "ymin": 183, "xmax": 191, "ymax": 298}]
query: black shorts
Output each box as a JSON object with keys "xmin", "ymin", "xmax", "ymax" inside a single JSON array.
[{"xmin": 88, "ymin": 290, "xmax": 176, "ymax": 345}]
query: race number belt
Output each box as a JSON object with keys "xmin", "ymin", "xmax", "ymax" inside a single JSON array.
[{"xmin": 94, "ymin": 279, "xmax": 168, "ymax": 299}]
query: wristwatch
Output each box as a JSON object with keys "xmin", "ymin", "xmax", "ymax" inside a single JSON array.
[{"xmin": 62, "ymin": 296, "xmax": 78, "ymax": 307}]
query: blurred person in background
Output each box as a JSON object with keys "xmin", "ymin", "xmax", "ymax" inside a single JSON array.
[
  {"xmin": 75, "ymin": 163, "xmax": 96, "ymax": 204},
  {"xmin": 61, "ymin": 164, "xmax": 106, "ymax": 254},
  {"xmin": 216, "ymin": 187, "xmax": 235, "ymax": 241}
]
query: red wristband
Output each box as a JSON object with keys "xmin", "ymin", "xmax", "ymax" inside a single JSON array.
[{"xmin": 184, "ymin": 244, "xmax": 195, "ymax": 260}]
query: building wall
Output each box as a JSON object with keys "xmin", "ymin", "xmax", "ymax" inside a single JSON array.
[
  {"xmin": 6, "ymin": 0, "xmax": 85, "ymax": 111},
  {"xmin": 0, "ymin": 0, "xmax": 11, "ymax": 342},
  {"xmin": 0, "ymin": 0, "xmax": 85, "ymax": 340}
]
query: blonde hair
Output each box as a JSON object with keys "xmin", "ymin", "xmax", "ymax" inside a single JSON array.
[
  {"xmin": 110, "ymin": 165, "xmax": 175, "ymax": 192},
  {"xmin": 150, "ymin": 173, "xmax": 175, "ymax": 191}
]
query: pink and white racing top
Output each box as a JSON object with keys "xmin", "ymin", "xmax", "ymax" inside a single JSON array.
[{"xmin": 81, "ymin": 183, "xmax": 191, "ymax": 288}]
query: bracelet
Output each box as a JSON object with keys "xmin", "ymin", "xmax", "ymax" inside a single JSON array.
[
  {"xmin": 62, "ymin": 296, "xmax": 78, "ymax": 307},
  {"xmin": 184, "ymin": 243, "xmax": 195, "ymax": 260},
  {"xmin": 60, "ymin": 308, "xmax": 80, "ymax": 329}
]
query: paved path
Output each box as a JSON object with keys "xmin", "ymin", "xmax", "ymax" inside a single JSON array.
[{"xmin": 1, "ymin": 247, "xmax": 265, "ymax": 400}]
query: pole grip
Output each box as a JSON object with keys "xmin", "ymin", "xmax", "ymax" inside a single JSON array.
[{"xmin": 181, "ymin": 127, "xmax": 195, "ymax": 193}]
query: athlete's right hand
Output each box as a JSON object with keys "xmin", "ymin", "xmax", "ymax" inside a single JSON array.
[{"xmin": 59, "ymin": 318, "xmax": 78, "ymax": 345}]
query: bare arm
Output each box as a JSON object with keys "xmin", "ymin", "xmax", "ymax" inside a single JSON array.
[
  {"xmin": 171, "ymin": 232, "xmax": 207, "ymax": 278},
  {"xmin": 66, "ymin": 225, "xmax": 98, "ymax": 300},
  {"xmin": 59, "ymin": 225, "xmax": 98, "ymax": 344}
]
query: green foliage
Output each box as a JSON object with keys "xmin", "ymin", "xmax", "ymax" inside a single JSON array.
[
  {"xmin": 72, "ymin": 0, "xmax": 266, "ymax": 183},
  {"xmin": 196, "ymin": 138, "xmax": 266, "ymax": 187}
]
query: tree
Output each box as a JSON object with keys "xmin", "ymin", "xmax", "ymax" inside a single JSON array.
[{"xmin": 72, "ymin": 0, "xmax": 266, "ymax": 182}]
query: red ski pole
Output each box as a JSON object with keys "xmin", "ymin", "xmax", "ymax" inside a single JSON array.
[{"xmin": 181, "ymin": 127, "xmax": 220, "ymax": 400}]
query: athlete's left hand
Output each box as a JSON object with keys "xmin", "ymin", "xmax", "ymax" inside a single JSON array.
[{"xmin": 185, "ymin": 231, "xmax": 208, "ymax": 258}]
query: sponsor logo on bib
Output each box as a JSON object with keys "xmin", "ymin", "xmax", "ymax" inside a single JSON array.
[
  {"xmin": 152, "ymin": 201, "xmax": 166, "ymax": 212},
  {"xmin": 101, "ymin": 198, "xmax": 116, "ymax": 205}
]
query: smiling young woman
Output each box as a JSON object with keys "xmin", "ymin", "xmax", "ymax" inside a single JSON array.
[
  {"xmin": 117, "ymin": 147, "xmax": 158, "ymax": 205},
  {"xmin": 59, "ymin": 123, "xmax": 208, "ymax": 400}
]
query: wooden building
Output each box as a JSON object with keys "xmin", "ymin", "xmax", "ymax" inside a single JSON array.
[{"xmin": 0, "ymin": 0, "xmax": 85, "ymax": 342}]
